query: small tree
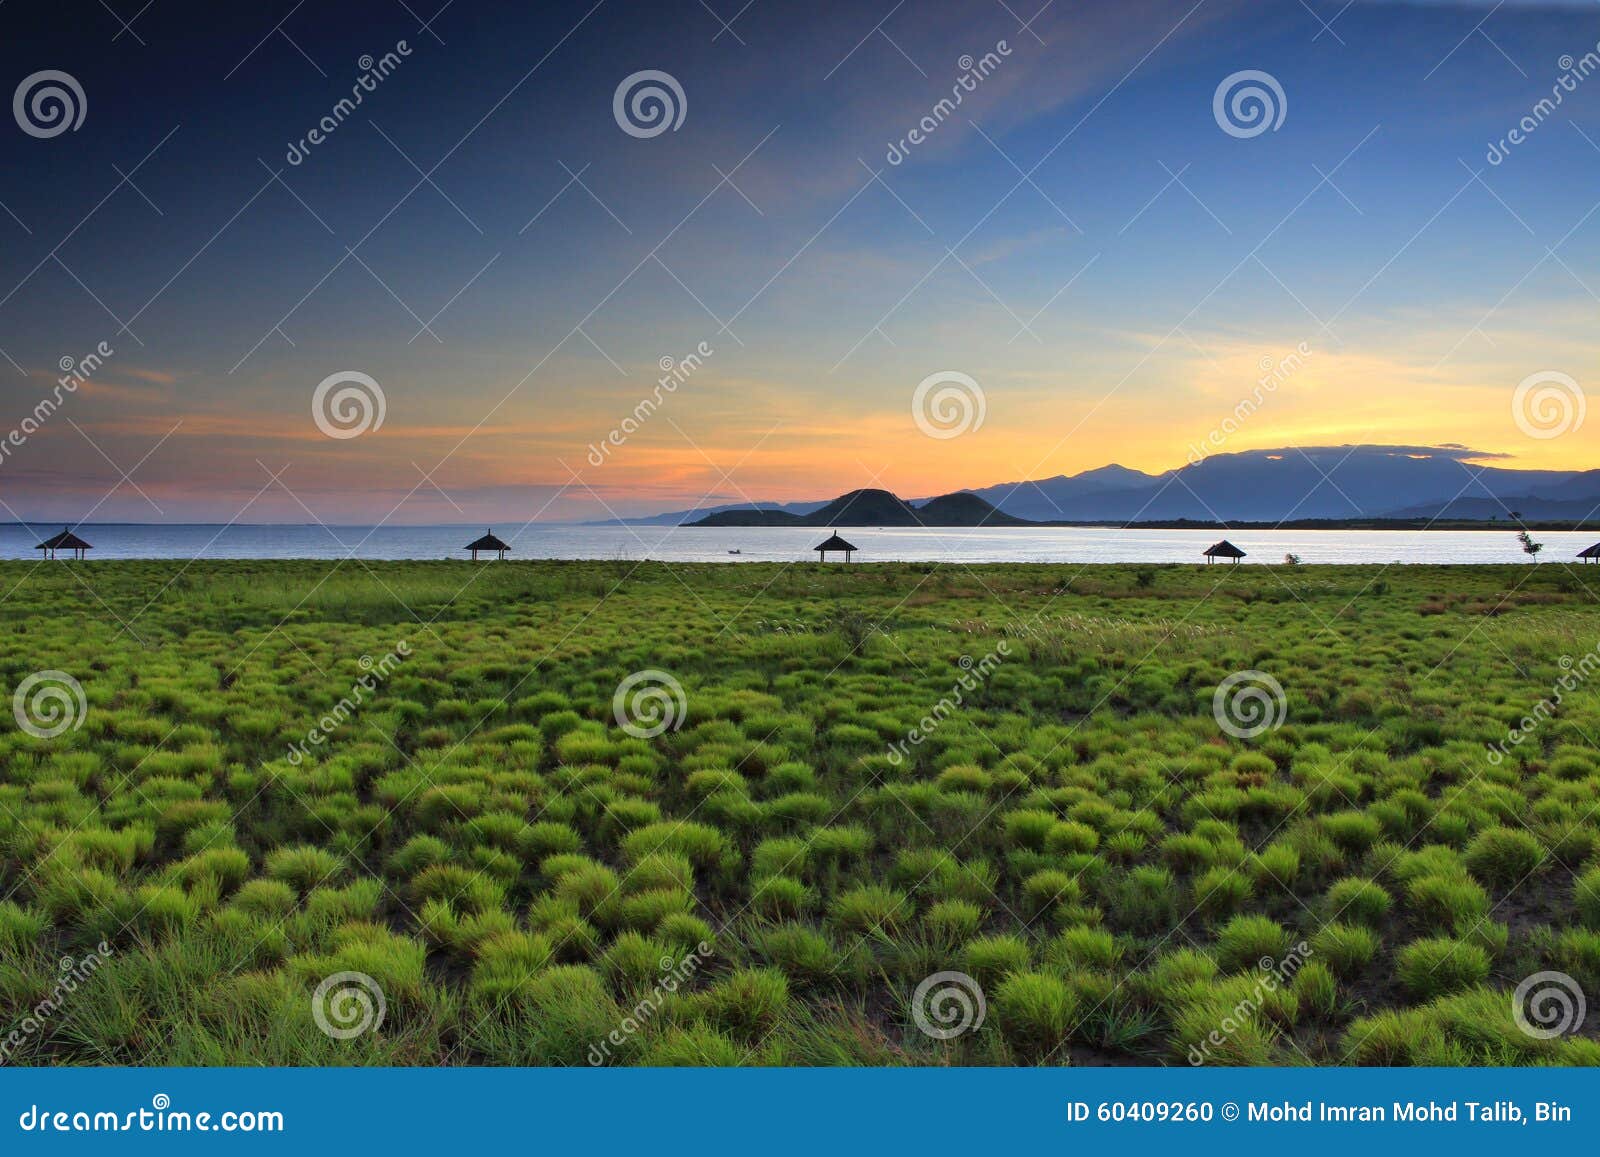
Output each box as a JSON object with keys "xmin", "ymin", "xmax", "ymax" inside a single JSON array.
[{"xmin": 1517, "ymin": 529, "xmax": 1543, "ymax": 561}]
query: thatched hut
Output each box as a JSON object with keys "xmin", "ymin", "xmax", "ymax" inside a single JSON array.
[
  {"xmin": 36, "ymin": 528, "xmax": 92, "ymax": 560},
  {"xmin": 1203, "ymin": 539, "xmax": 1245, "ymax": 565},
  {"xmin": 813, "ymin": 531, "xmax": 858, "ymax": 562},
  {"xmin": 1578, "ymin": 543, "xmax": 1600, "ymax": 564},
  {"xmin": 465, "ymin": 530, "xmax": 510, "ymax": 561}
]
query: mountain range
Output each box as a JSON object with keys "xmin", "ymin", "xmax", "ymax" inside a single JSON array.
[{"xmin": 612, "ymin": 445, "xmax": 1600, "ymax": 526}]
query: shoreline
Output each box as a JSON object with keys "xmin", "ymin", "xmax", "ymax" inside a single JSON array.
[
  {"xmin": 0, "ymin": 558, "xmax": 1594, "ymax": 568},
  {"xmin": 6, "ymin": 519, "xmax": 1600, "ymax": 533}
]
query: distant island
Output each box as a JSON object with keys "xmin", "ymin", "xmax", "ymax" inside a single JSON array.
[{"xmin": 686, "ymin": 489, "xmax": 1031, "ymax": 528}]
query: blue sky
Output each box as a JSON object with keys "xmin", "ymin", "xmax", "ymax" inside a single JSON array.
[{"xmin": 0, "ymin": 0, "xmax": 1596, "ymax": 522}]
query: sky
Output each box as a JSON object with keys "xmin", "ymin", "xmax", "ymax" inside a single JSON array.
[{"xmin": 0, "ymin": 0, "xmax": 1597, "ymax": 523}]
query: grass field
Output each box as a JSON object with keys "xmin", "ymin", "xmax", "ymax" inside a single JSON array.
[{"xmin": 3, "ymin": 558, "xmax": 1599, "ymax": 1066}]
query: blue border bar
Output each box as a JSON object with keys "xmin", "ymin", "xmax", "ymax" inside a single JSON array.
[{"xmin": 1, "ymin": 1068, "xmax": 1594, "ymax": 1153}]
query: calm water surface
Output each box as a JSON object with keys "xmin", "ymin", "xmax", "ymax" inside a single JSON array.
[{"xmin": 2, "ymin": 523, "xmax": 1593, "ymax": 564}]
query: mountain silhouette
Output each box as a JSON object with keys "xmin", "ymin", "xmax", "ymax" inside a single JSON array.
[
  {"xmin": 616, "ymin": 445, "xmax": 1600, "ymax": 526},
  {"xmin": 687, "ymin": 488, "xmax": 1028, "ymax": 527}
]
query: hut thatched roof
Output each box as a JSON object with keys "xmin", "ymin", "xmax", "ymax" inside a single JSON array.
[
  {"xmin": 813, "ymin": 532, "xmax": 858, "ymax": 553},
  {"xmin": 36, "ymin": 528, "xmax": 91, "ymax": 551},
  {"xmin": 1203, "ymin": 539, "xmax": 1246, "ymax": 558},
  {"xmin": 465, "ymin": 530, "xmax": 510, "ymax": 552},
  {"xmin": 1578, "ymin": 543, "xmax": 1600, "ymax": 559}
]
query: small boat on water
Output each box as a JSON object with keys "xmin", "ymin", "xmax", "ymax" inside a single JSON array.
[{"xmin": 728, "ymin": 549, "xmax": 742, "ymax": 555}]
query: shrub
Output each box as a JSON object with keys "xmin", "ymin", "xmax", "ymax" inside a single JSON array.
[
  {"xmin": 1576, "ymin": 867, "xmax": 1600, "ymax": 930},
  {"xmin": 1463, "ymin": 827, "xmax": 1544, "ymax": 890},
  {"xmin": 1293, "ymin": 960, "xmax": 1338, "ymax": 1017},
  {"xmin": 829, "ymin": 885, "xmax": 911, "ymax": 937},
  {"xmin": 751, "ymin": 838, "xmax": 809, "ymax": 880},
  {"xmin": 1044, "ymin": 821, "xmax": 1099, "ymax": 855},
  {"xmin": 639, "ymin": 1026, "xmax": 742, "ymax": 1066},
  {"xmin": 923, "ymin": 900, "xmax": 983, "ymax": 943},
  {"xmin": 471, "ymin": 932, "xmax": 553, "ymax": 1001},
  {"xmin": 623, "ymin": 852, "xmax": 694, "ymax": 894},
  {"xmin": 963, "ymin": 934, "xmax": 1031, "ymax": 983},
  {"xmin": 620, "ymin": 822, "xmax": 728, "ymax": 868},
  {"xmin": 701, "ymin": 968, "xmax": 789, "ymax": 1040},
  {"xmin": 1396, "ymin": 938, "xmax": 1490, "ymax": 999},
  {"xmin": 749, "ymin": 876, "xmax": 811, "ymax": 920},
  {"xmin": 1102, "ymin": 866, "xmax": 1178, "ymax": 935},
  {"xmin": 1214, "ymin": 915, "xmax": 1292, "ymax": 974},
  {"xmin": 1020, "ymin": 870, "xmax": 1080, "ymax": 917},
  {"xmin": 1046, "ymin": 927, "xmax": 1120, "ymax": 971},
  {"xmin": 1192, "ymin": 867, "xmax": 1252, "ymax": 921},
  {"xmin": 1407, "ymin": 874, "xmax": 1489, "ymax": 933},
  {"xmin": 1004, "ymin": 810, "xmax": 1057, "ymax": 851},
  {"xmin": 1310, "ymin": 922, "xmax": 1377, "ymax": 978},
  {"xmin": 1324, "ymin": 877, "xmax": 1391, "ymax": 927},
  {"xmin": 617, "ymin": 888, "xmax": 694, "ymax": 931},
  {"xmin": 263, "ymin": 846, "xmax": 342, "ymax": 893},
  {"xmin": 750, "ymin": 923, "xmax": 838, "ymax": 986},
  {"xmin": 993, "ymin": 972, "xmax": 1077, "ymax": 1058}
]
